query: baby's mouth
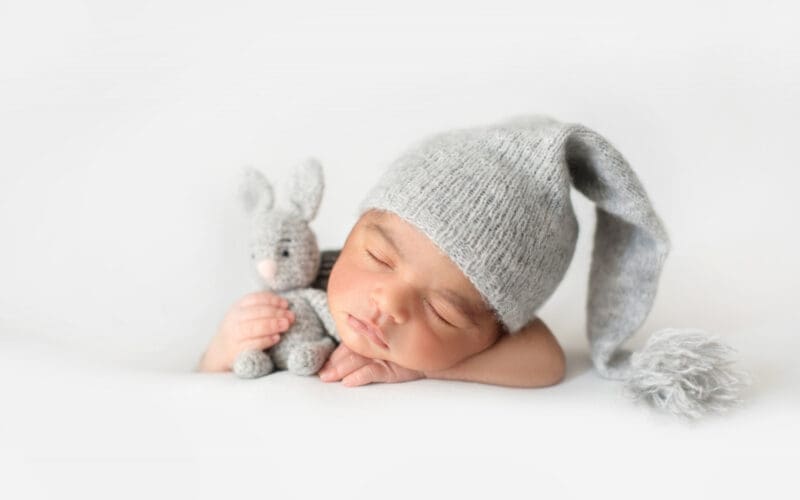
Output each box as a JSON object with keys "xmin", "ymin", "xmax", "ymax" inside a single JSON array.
[{"xmin": 347, "ymin": 314, "xmax": 389, "ymax": 349}]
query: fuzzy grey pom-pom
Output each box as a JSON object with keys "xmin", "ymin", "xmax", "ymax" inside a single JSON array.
[{"xmin": 625, "ymin": 328, "xmax": 751, "ymax": 420}]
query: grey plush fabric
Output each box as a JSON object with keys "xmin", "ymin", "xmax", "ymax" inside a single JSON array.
[
  {"xmin": 232, "ymin": 159, "xmax": 338, "ymax": 379},
  {"xmin": 357, "ymin": 114, "xmax": 750, "ymax": 419}
]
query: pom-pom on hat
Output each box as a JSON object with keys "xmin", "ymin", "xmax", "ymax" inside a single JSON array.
[{"xmin": 357, "ymin": 114, "xmax": 750, "ymax": 419}]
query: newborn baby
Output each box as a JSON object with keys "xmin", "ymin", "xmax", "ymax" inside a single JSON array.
[
  {"xmin": 321, "ymin": 208, "xmax": 564, "ymax": 386},
  {"xmin": 197, "ymin": 207, "xmax": 565, "ymax": 388},
  {"xmin": 198, "ymin": 114, "xmax": 749, "ymax": 419}
]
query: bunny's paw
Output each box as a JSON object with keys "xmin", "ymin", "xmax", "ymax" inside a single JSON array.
[
  {"xmin": 287, "ymin": 338, "xmax": 336, "ymax": 376},
  {"xmin": 233, "ymin": 349, "xmax": 275, "ymax": 379}
]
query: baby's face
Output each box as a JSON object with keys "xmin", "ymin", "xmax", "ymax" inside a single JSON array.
[{"xmin": 326, "ymin": 209, "xmax": 504, "ymax": 372}]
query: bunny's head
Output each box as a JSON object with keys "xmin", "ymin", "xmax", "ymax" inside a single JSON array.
[{"xmin": 239, "ymin": 158, "xmax": 325, "ymax": 292}]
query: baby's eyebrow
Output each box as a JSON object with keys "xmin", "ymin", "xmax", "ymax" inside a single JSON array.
[
  {"xmin": 365, "ymin": 221, "xmax": 481, "ymax": 327},
  {"xmin": 365, "ymin": 222, "xmax": 405, "ymax": 260}
]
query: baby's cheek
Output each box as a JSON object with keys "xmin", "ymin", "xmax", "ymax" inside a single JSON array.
[
  {"xmin": 326, "ymin": 270, "xmax": 352, "ymax": 314},
  {"xmin": 394, "ymin": 328, "xmax": 449, "ymax": 371},
  {"xmin": 327, "ymin": 258, "xmax": 361, "ymax": 302}
]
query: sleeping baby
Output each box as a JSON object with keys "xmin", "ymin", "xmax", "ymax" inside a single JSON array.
[
  {"xmin": 197, "ymin": 203, "xmax": 564, "ymax": 387},
  {"xmin": 198, "ymin": 114, "xmax": 748, "ymax": 418}
]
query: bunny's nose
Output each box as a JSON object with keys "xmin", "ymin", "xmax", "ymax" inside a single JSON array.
[{"xmin": 257, "ymin": 259, "xmax": 277, "ymax": 282}]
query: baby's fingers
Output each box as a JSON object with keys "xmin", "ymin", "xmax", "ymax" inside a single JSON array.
[
  {"xmin": 318, "ymin": 351, "xmax": 372, "ymax": 382},
  {"xmin": 341, "ymin": 361, "xmax": 392, "ymax": 387},
  {"xmin": 238, "ymin": 291, "xmax": 289, "ymax": 309},
  {"xmin": 325, "ymin": 343, "xmax": 355, "ymax": 366},
  {"xmin": 239, "ymin": 304, "xmax": 295, "ymax": 323},
  {"xmin": 241, "ymin": 335, "xmax": 281, "ymax": 352},
  {"xmin": 237, "ymin": 317, "xmax": 291, "ymax": 340}
]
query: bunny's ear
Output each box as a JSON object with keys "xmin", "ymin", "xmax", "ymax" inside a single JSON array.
[
  {"xmin": 287, "ymin": 157, "xmax": 324, "ymax": 221},
  {"xmin": 239, "ymin": 166, "xmax": 274, "ymax": 214}
]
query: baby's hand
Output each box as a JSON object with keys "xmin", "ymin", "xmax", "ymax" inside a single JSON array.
[
  {"xmin": 318, "ymin": 343, "xmax": 425, "ymax": 387},
  {"xmin": 197, "ymin": 291, "xmax": 295, "ymax": 372}
]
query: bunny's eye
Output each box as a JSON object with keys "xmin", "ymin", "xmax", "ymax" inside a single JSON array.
[{"xmin": 281, "ymin": 250, "xmax": 290, "ymax": 258}]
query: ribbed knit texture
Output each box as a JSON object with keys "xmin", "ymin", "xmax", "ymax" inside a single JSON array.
[{"xmin": 357, "ymin": 114, "xmax": 669, "ymax": 381}]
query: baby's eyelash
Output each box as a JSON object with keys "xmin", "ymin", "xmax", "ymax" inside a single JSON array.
[
  {"xmin": 425, "ymin": 299, "xmax": 453, "ymax": 327},
  {"xmin": 365, "ymin": 249, "xmax": 389, "ymax": 267}
]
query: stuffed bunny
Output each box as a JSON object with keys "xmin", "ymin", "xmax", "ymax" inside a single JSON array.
[{"xmin": 232, "ymin": 158, "xmax": 339, "ymax": 378}]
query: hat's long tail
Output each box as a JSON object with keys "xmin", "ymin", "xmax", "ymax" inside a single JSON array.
[{"xmin": 553, "ymin": 119, "xmax": 750, "ymax": 419}]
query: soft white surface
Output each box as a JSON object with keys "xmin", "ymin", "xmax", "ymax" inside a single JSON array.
[{"xmin": 1, "ymin": 1, "xmax": 798, "ymax": 498}]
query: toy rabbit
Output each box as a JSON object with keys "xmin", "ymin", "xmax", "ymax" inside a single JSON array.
[{"xmin": 232, "ymin": 158, "xmax": 339, "ymax": 378}]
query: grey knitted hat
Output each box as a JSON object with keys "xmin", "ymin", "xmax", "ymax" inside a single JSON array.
[{"xmin": 356, "ymin": 114, "xmax": 749, "ymax": 419}]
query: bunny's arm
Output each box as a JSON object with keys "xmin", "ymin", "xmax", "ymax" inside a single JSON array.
[{"xmin": 298, "ymin": 288, "xmax": 340, "ymax": 342}]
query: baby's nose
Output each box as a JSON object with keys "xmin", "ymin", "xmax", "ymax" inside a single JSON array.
[
  {"xmin": 370, "ymin": 295, "xmax": 407, "ymax": 326},
  {"xmin": 257, "ymin": 259, "xmax": 277, "ymax": 281}
]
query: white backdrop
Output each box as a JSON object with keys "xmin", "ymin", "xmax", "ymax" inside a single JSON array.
[{"xmin": 1, "ymin": 1, "xmax": 798, "ymax": 499}]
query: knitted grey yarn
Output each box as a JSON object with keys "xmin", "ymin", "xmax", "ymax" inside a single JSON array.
[{"xmin": 357, "ymin": 114, "xmax": 750, "ymax": 419}]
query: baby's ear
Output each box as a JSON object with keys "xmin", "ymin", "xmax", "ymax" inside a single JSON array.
[
  {"xmin": 239, "ymin": 166, "xmax": 274, "ymax": 214},
  {"xmin": 287, "ymin": 157, "xmax": 324, "ymax": 221}
]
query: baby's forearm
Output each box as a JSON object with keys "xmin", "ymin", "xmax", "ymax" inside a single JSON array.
[{"xmin": 424, "ymin": 319, "xmax": 565, "ymax": 388}]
